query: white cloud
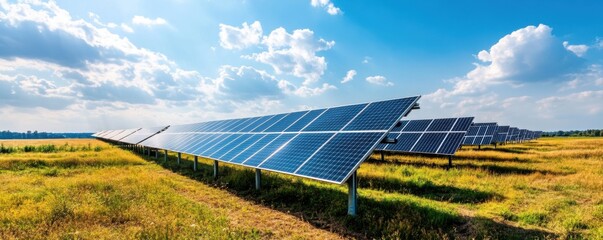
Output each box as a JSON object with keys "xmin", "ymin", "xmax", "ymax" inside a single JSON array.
[
  {"xmin": 417, "ymin": 24, "xmax": 603, "ymax": 130},
  {"xmin": 428, "ymin": 24, "xmax": 583, "ymax": 100},
  {"xmin": 211, "ymin": 65, "xmax": 283, "ymax": 100},
  {"xmin": 310, "ymin": 0, "xmax": 342, "ymax": 15},
  {"xmin": 340, "ymin": 69, "xmax": 356, "ymax": 83},
  {"xmin": 278, "ymin": 80, "xmax": 336, "ymax": 97},
  {"xmin": 362, "ymin": 56, "xmax": 371, "ymax": 64},
  {"xmin": 132, "ymin": 15, "xmax": 167, "ymax": 26},
  {"xmin": 365, "ymin": 75, "xmax": 393, "ymax": 86},
  {"xmin": 246, "ymin": 27, "xmax": 335, "ymax": 85},
  {"xmin": 563, "ymin": 41, "xmax": 589, "ymax": 57},
  {"xmin": 538, "ymin": 90, "xmax": 603, "ymax": 117},
  {"xmin": 218, "ymin": 21, "xmax": 262, "ymax": 50},
  {"xmin": 121, "ymin": 23, "xmax": 133, "ymax": 33}
]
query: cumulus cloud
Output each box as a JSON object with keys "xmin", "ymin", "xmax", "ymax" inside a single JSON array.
[
  {"xmin": 538, "ymin": 90, "xmax": 603, "ymax": 117},
  {"xmin": 310, "ymin": 0, "xmax": 342, "ymax": 15},
  {"xmin": 246, "ymin": 26, "xmax": 335, "ymax": 85},
  {"xmin": 563, "ymin": 41, "xmax": 589, "ymax": 57},
  {"xmin": 427, "ymin": 24, "xmax": 583, "ymax": 100},
  {"xmin": 365, "ymin": 75, "xmax": 393, "ymax": 86},
  {"xmin": 416, "ymin": 24, "xmax": 603, "ymax": 130},
  {"xmin": 218, "ymin": 21, "xmax": 262, "ymax": 50},
  {"xmin": 0, "ymin": 0, "xmax": 209, "ymax": 107},
  {"xmin": 211, "ymin": 65, "xmax": 283, "ymax": 100},
  {"xmin": 132, "ymin": 15, "xmax": 168, "ymax": 26},
  {"xmin": 218, "ymin": 21, "xmax": 336, "ymax": 96},
  {"xmin": 341, "ymin": 69, "xmax": 356, "ymax": 83}
]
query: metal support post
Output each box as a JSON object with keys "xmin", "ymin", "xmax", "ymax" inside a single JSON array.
[
  {"xmin": 448, "ymin": 156, "xmax": 453, "ymax": 169},
  {"xmin": 381, "ymin": 152, "xmax": 384, "ymax": 161},
  {"xmin": 347, "ymin": 171, "xmax": 358, "ymax": 216},
  {"xmin": 194, "ymin": 156, "xmax": 198, "ymax": 171},
  {"xmin": 154, "ymin": 149, "xmax": 158, "ymax": 159},
  {"xmin": 255, "ymin": 169, "xmax": 261, "ymax": 190},
  {"xmin": 164, "ymin": 150, "xmax": 168, "ymax": 162},
  {"xmin": 177, "ymin": 152, "xmax": 181, "ymax": 164},
  {"xmin": 213, "ymin": 160, "xmax": 219, "ymax": 178}
]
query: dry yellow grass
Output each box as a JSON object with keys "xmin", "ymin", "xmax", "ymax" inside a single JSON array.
[
  {"xmin": 0, "ymin": 139, "xmax": 341, "ymax": 239},
  {"xmin": 1, "ymin": 137, "xmax": 602, "ymax": 239}
]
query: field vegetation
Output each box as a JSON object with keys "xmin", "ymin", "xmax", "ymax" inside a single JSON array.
[{"xmin": 0, "ymin": 137, "xmax": 602, "ymax": 239}]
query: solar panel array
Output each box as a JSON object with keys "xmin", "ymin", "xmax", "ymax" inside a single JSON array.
[
  {"xmin": 462, "ymin": 122, "xmax": 499, "ymax": 145},
  {"xmin": 375, "ymin": 117, "xmax": 474, "ymax": 155},
  {"xmin": 95, "ymin": 96, "xmax": 421, "ymax": 184},
  {"xmin": 495, "ymin": 125, "xmax": 510, "ymax": 143},
  {"xmin": 506, "ymin": 127, "xmax": 519, "ymax": 142}
]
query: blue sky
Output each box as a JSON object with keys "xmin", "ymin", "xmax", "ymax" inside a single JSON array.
[{"xmin": 1, "ymin": 0, "xmax": 602, "ymax": 132}]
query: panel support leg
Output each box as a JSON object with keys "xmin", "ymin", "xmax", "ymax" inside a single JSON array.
[
  {"xmin": 213, "ymin": 160, "xmax": 219, "ymax": 179},
  {"xmin": 154, "ymin": 149, "xmax": 158, "ymax": 159},
  {"xmin": 380, "ymin": 152, "xmax": 384, "ymax": 161},
  {"xmin": 194, "ymin": 156, "xmax": 198, "ymax": 172},
  {"xmin": 448, "ymin": 156, "xmax": 453, "ymax": 170},
  {"xmin": 164, "ymin": 150, "xmax": 168, "ymax": 162},
  {"xmin": 478, "ymin": 145, "xmax": 481, "ymax": 150},
  {"xmin": 177, "ymin": 152, "xmax": 181, "ymax": 165},
  {"xmin": 255, "ymin": 169, "xmax": 261, "ymax": 190},
  {"xmin": 347, "ymin": 171, "xmax": 358, "ymax": 216}
]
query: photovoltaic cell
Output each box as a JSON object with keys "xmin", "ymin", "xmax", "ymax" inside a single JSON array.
[
  {"xmin": 302, "ymin": 104, "xmax": 367, "ymax": 131},
  {"xmin": 259, "ymin": 133, "xmax": 333, "ymax": 173},
  {"xmin": 375, "ymin": 117, "xmax": 474, "ymax": 156},
  {"xmin": 295, "ymin": 132, "xmax": 384, "ymax": 183},
  {"xmin": 462, "ymin": 123, "xmax": 498, "ymax": 146}
]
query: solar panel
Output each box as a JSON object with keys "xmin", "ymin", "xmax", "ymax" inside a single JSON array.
[
  {"xmin": 462, "ymin": 122, "xmax": 499, "ymax": 146},
  {"xmin": 509, "ymin": 127, "xmax": 520, "ymax": 142},
  {"xmin": 518, "ymin": 129, "xmax": 527, "ymax": 141},
  {"xmin": 119, "ymin": 126, "xmax": 169, "ymax": 145},
  {"xmin": 495, "ymin": 126, "xmax": 510, "ymax": 143},
  {"xmin": 135, "ymin": 96, "xmax": 421, "ymax": 184},
  {"xmin": 375, "ymin": 117, "xmax": 474, "ymax": 155},
  {"xmin": 106, "ymin": 128, "xmax": 141, "ymax": 141}
]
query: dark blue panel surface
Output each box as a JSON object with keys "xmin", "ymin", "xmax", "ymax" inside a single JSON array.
[
  {"xmin": 412, "ymin": 133, "xmax": 447, "ymax": 153},
  {"xmin": 388, "ymin": 133, "xmax": 422, "ymax": 152},
  {"xmin": 259, "ymin": 133, "xmax": 333, "ymax": 173},
  {"xmin": 437, "ymin": 133, "xmax": 465, "ymax": 155},
  {"xmin": 284, "ymin": 109, "xmax": 325, "ymax": 132},
  {"xmin": 202, "ymin": 134, "xmax": 239, "ymax": 156},
  {"xmin": 303, "ymin": 104, "xmax": 367, "ymax": 131},
  {"xmin": 466, "ymin": 126, "xmax": 479, "ymax": 135},
  {"xmin": 451, "ymin": 117, "xmax": 474, "ymax": 131},
  {"xmin": 296, "ymin": 132, "xmax": 383, "ymax": 183},
  {"xmin": 181, "ymin": 134, "xmax": 213, "ymax": 153},
  {"xmin": 390, "ymin": 120, "xmax": 409, "ymax": 132},
  {"xmin": 252, "ymin": 114, "xmax": 286, "ymax": 132},
  {"xmin": 264, "ymin": 111, "xmax": 308, "ymax": 132},
  {"xmin": 402, "ymin": 120, "xmax": 432, "ymax": 132},
  {"xmin": 463, "ymin": 136, "xmax": 475, "ymax": 145},
  {"xmin": 344, "ymin": 97, "xmax": 416, "ymax": 131},
  {"xmin": 229, "ymin": 134, "xmax": 279, "ymax": 164},
  {"xmin": 220, "ymin": 134, "xmax": 265, "ymax": 161},
  {"xmin": 243, "ymin": 134, "xmax": 296, "ymax": 167},
  {"xmin": 426, "ymin": 118, "xmax": 455, "ymax": 131},
  {"xmin": 239, "ymin": 116, "xmax": 271, "ymax": 132}
]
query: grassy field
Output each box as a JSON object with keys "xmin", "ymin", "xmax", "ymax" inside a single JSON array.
[{"xmin": 0, "ymin": 138, "xmax": 602, "ymax": 239}]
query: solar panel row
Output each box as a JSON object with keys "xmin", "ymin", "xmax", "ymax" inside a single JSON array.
[
  {"xmin": 462, "ymin": 122, "xmax": 498, "ymax": 145},
  {"xmin": 375, "ymin": 117, "xmax": 474, "ymax": 155},
  {"xmin": 95, "ymin": 96, "xmax": 421, "ymax": 184}
]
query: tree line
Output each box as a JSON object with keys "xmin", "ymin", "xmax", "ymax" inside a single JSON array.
[
  {"xmin": 0, "ymin": 130, "xmax": 92, "ymax": 139},
  {"xmin": 543, "ymin": 129, "xmax": 603, "ymax": 137}
]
